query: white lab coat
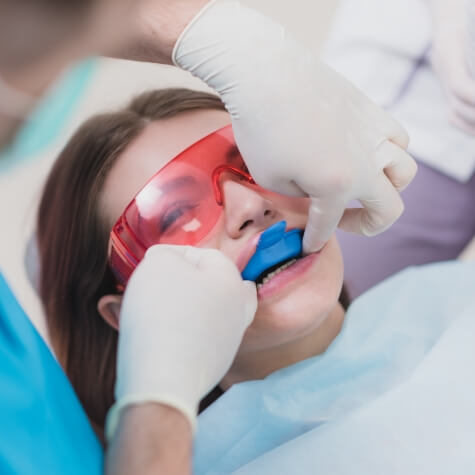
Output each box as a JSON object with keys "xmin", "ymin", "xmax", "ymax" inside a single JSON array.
[{"xmin": 323, "ymin": 0, "xmax": 475, "ymax": 183}]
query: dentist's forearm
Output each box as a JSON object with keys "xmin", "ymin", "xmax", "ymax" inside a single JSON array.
[
  {"xmin": 108, "ymin": 0, "xmax": 211, "ymax": 65},
  {"xmin": 105, "ymin": 403, "xmax": 193, "ymax": 475}
]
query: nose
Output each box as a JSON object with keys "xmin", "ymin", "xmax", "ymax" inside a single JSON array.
[{"xmin": 221, "ymin": 177, "xmax": 277, "ymax": 238}]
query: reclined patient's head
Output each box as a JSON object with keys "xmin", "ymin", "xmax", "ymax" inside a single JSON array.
[{"xmin": 38, "ymin": 88, "xmax": 346, "ymax": 435}]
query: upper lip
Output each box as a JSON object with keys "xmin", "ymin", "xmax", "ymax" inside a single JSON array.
[
  {"xmin": 236, "ymin": 225, "xmax": 301, "ymax": 273},
  {"xmin": 236, "ymin": 231, "xmax": 265, "ymax": 273}
]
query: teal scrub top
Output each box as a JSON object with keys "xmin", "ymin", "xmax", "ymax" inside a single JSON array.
[{"xmin": 0, "ymin": 273, "xmax": 103, "ymax": 474}]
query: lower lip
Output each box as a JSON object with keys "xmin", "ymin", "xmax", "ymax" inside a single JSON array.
[{"xmin": 256, "ymin": 252, "xmax": 320, "ymax": 300}]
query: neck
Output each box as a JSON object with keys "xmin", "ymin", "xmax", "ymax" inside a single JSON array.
[{"xmin": 221, "ymin": 303, "xmax": 346, "ymax": 390}]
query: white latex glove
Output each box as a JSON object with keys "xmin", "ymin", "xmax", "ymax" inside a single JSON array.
[
  {"xmin": 173, "ymin": 0, "xmax": 417, "ymax": 252},
  {"xmin": 429, "ymin": 0, "xmax": 475, "ymax": 135},
  {"xmin": 106, "ymin": 245, "xmax": 257, "ymax": 439}
]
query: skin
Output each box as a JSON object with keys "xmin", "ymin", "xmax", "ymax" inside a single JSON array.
[
  {"xmin": 98, "ymin": 108, "xmax": 346, "ymax": 389},
  {"xmin": 106, "ymin": 404, "xmax": 192, "ymax": 475}
]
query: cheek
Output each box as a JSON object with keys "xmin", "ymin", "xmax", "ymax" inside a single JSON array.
[{"xmin": 240, "ymin": 237, "xmax": 344, "ymax": 352}]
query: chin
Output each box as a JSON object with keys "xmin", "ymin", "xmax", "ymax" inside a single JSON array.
[{"xmin": 241, "ymin": 237, "xmax": 344, "ymax": 352}]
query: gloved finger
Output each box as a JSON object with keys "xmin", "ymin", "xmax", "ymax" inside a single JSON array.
[
  {"xmin": 302, "ymin": 196, "xmax": 346, "ymax": 254},
  {"xmin": 448, "ymin": 111, "xmax": 475, "ymax": 137},
  {"xmin": 381, "ymin": 114, "xmax": 410, "ymax": 150},
  {"xmin": 358, "ymin": 91, "xmax": 409, "ymax": 149},
  {"xmin": 242, "ymin": 281, "xmax": 258, "ymax": 326},
  {"xmin": 144, "ymin": 244, "xmax": 219, "ymax": 275},
  {"xmin": 250, "ymin": 171, "xmax": 304, "ymax": 198},
  {"xmin": 144, "ymin": 244, "xmax": 240, "ymax": 279},
  {"xmin": 183, "ymin": 247, "xmax": 240, "ymax": 276},
  {"xmin": 145, "ymin": 244, "xmax": 196, "ymax": 264},
  {"xmin": 339, "ymin": 174, "xmax": 404, "ymax": 236},
  {"xmin": 375, "ymin": 140, "xmax": 417, "ymax": 192}
]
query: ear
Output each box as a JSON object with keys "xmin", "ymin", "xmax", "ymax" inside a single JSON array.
[{"xmin": 97, "ymin": 294, "xmax": 123, "ymax": 331}]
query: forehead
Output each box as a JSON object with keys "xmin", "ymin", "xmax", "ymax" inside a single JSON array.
[{"xmin": 100, "ymin": 108, "xmax": 230, "ymax": 228}]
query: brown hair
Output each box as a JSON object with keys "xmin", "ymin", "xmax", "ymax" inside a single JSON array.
[
  {"xmin": 37, "ymin": 89, "xmax": 226, "ymax": 438},
  {"xmin": 37, "ymin": 87, "xmax": 350, "ymax": 439}
]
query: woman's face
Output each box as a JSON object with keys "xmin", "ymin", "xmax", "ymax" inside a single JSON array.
[{"xmin": 100, "ymin": 109, "xmax": 344, "ymax": 353}]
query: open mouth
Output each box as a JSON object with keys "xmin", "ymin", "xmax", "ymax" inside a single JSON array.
[
  {"xmin": 255, "ymin": 255, "xmax": 300, "ymax": 288},
  {"xmin": 241, "ymin": 221, "xmax": 304, "ymax": 284}
]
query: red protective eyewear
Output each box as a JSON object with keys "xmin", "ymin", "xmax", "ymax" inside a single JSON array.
[{"xmin": 109, "ymin": 125, "xmax": 258, "ymax": 287}]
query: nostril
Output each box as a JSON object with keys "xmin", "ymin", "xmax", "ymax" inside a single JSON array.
[
  {"xmin": 264, "ymin": 210, "xmax": 272, "ymax": 216},
  {"xmin": 239, "ymin": 219, "xmax": 253, "ymax": 231}
]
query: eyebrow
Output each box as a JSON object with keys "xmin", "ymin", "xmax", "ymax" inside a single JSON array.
[
  {"xmin": 157, "ymin": 144, "xmax": 241, "ymax": 195},
  {"xmin": 225, "ymin": 145, "xmax": 242, "ymax": 163},
  {"xmin": 160, "ymin": 175, "xmax": 198, "ymax": 193}
]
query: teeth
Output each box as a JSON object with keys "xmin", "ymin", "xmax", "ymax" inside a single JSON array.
[{"xmin": 256, "ymin": 258, "xmax": 297, "ymax": 289}]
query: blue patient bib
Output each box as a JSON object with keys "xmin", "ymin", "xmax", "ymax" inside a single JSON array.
[
  {"xmin": 0, "ymin": 273, "xmax": 103, "ymax": 474},
  {"xmin": 195, "ymin": 261, "xmax": 475, "ymax": 474}
]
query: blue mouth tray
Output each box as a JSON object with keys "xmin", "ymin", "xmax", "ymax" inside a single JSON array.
[{"xmin": 241, "ymin": 221, "xmax": 303, "ymax": 282}]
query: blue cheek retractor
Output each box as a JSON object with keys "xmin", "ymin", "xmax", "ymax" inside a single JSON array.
[{"xmin": 241, "ymin": 221, "xmax": 303, "ymax": 282}]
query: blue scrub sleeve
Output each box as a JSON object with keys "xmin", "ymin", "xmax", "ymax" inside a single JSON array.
[{"xmin": 0, "ymin": 273, "xmax": 103, "ymax": 474}]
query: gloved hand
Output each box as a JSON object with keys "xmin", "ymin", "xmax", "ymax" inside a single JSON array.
[
  {"xmin": 173, "ymin": 0, "xmax": 417, "ymax": 253},
  {"xmin": 429, "ymin": 0, "xmax": 475, "ymax": 136},
  {"xmin": 106, "ymin": 245, "xmax": 257, "ymax": 439}
]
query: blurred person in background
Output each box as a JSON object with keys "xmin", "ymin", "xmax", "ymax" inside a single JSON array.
[{"xmin": 324, "ymin": 0, "xmax": 475, "ymax": 299}]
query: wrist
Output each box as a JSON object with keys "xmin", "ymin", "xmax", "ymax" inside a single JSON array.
[
  {"xmin": 106, "ymin": 391, "xmax": 198, "ymax": 441},
  {"xmin": 106, "ymin": 403, "xmax": 192, "ymax": 475},
  {"xmin": 121, "ymin": 402, "xmax": 192, "ymax": 434}
]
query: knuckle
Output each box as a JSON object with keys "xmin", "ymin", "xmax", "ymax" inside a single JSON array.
[
  {"xmin": 387, "ymin": 199, "xmax": 404, "ymax": 226},
  {"xmin": 325, "ymin": 167, "xmax": 354, "ymax": 193},
  {"xmin": 362, "ymin": 200, "xmax": 404, "ymax": 237},
  {"xmin": 394, "ymin": 198, "xmax": 405, "ymax": 218}
]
